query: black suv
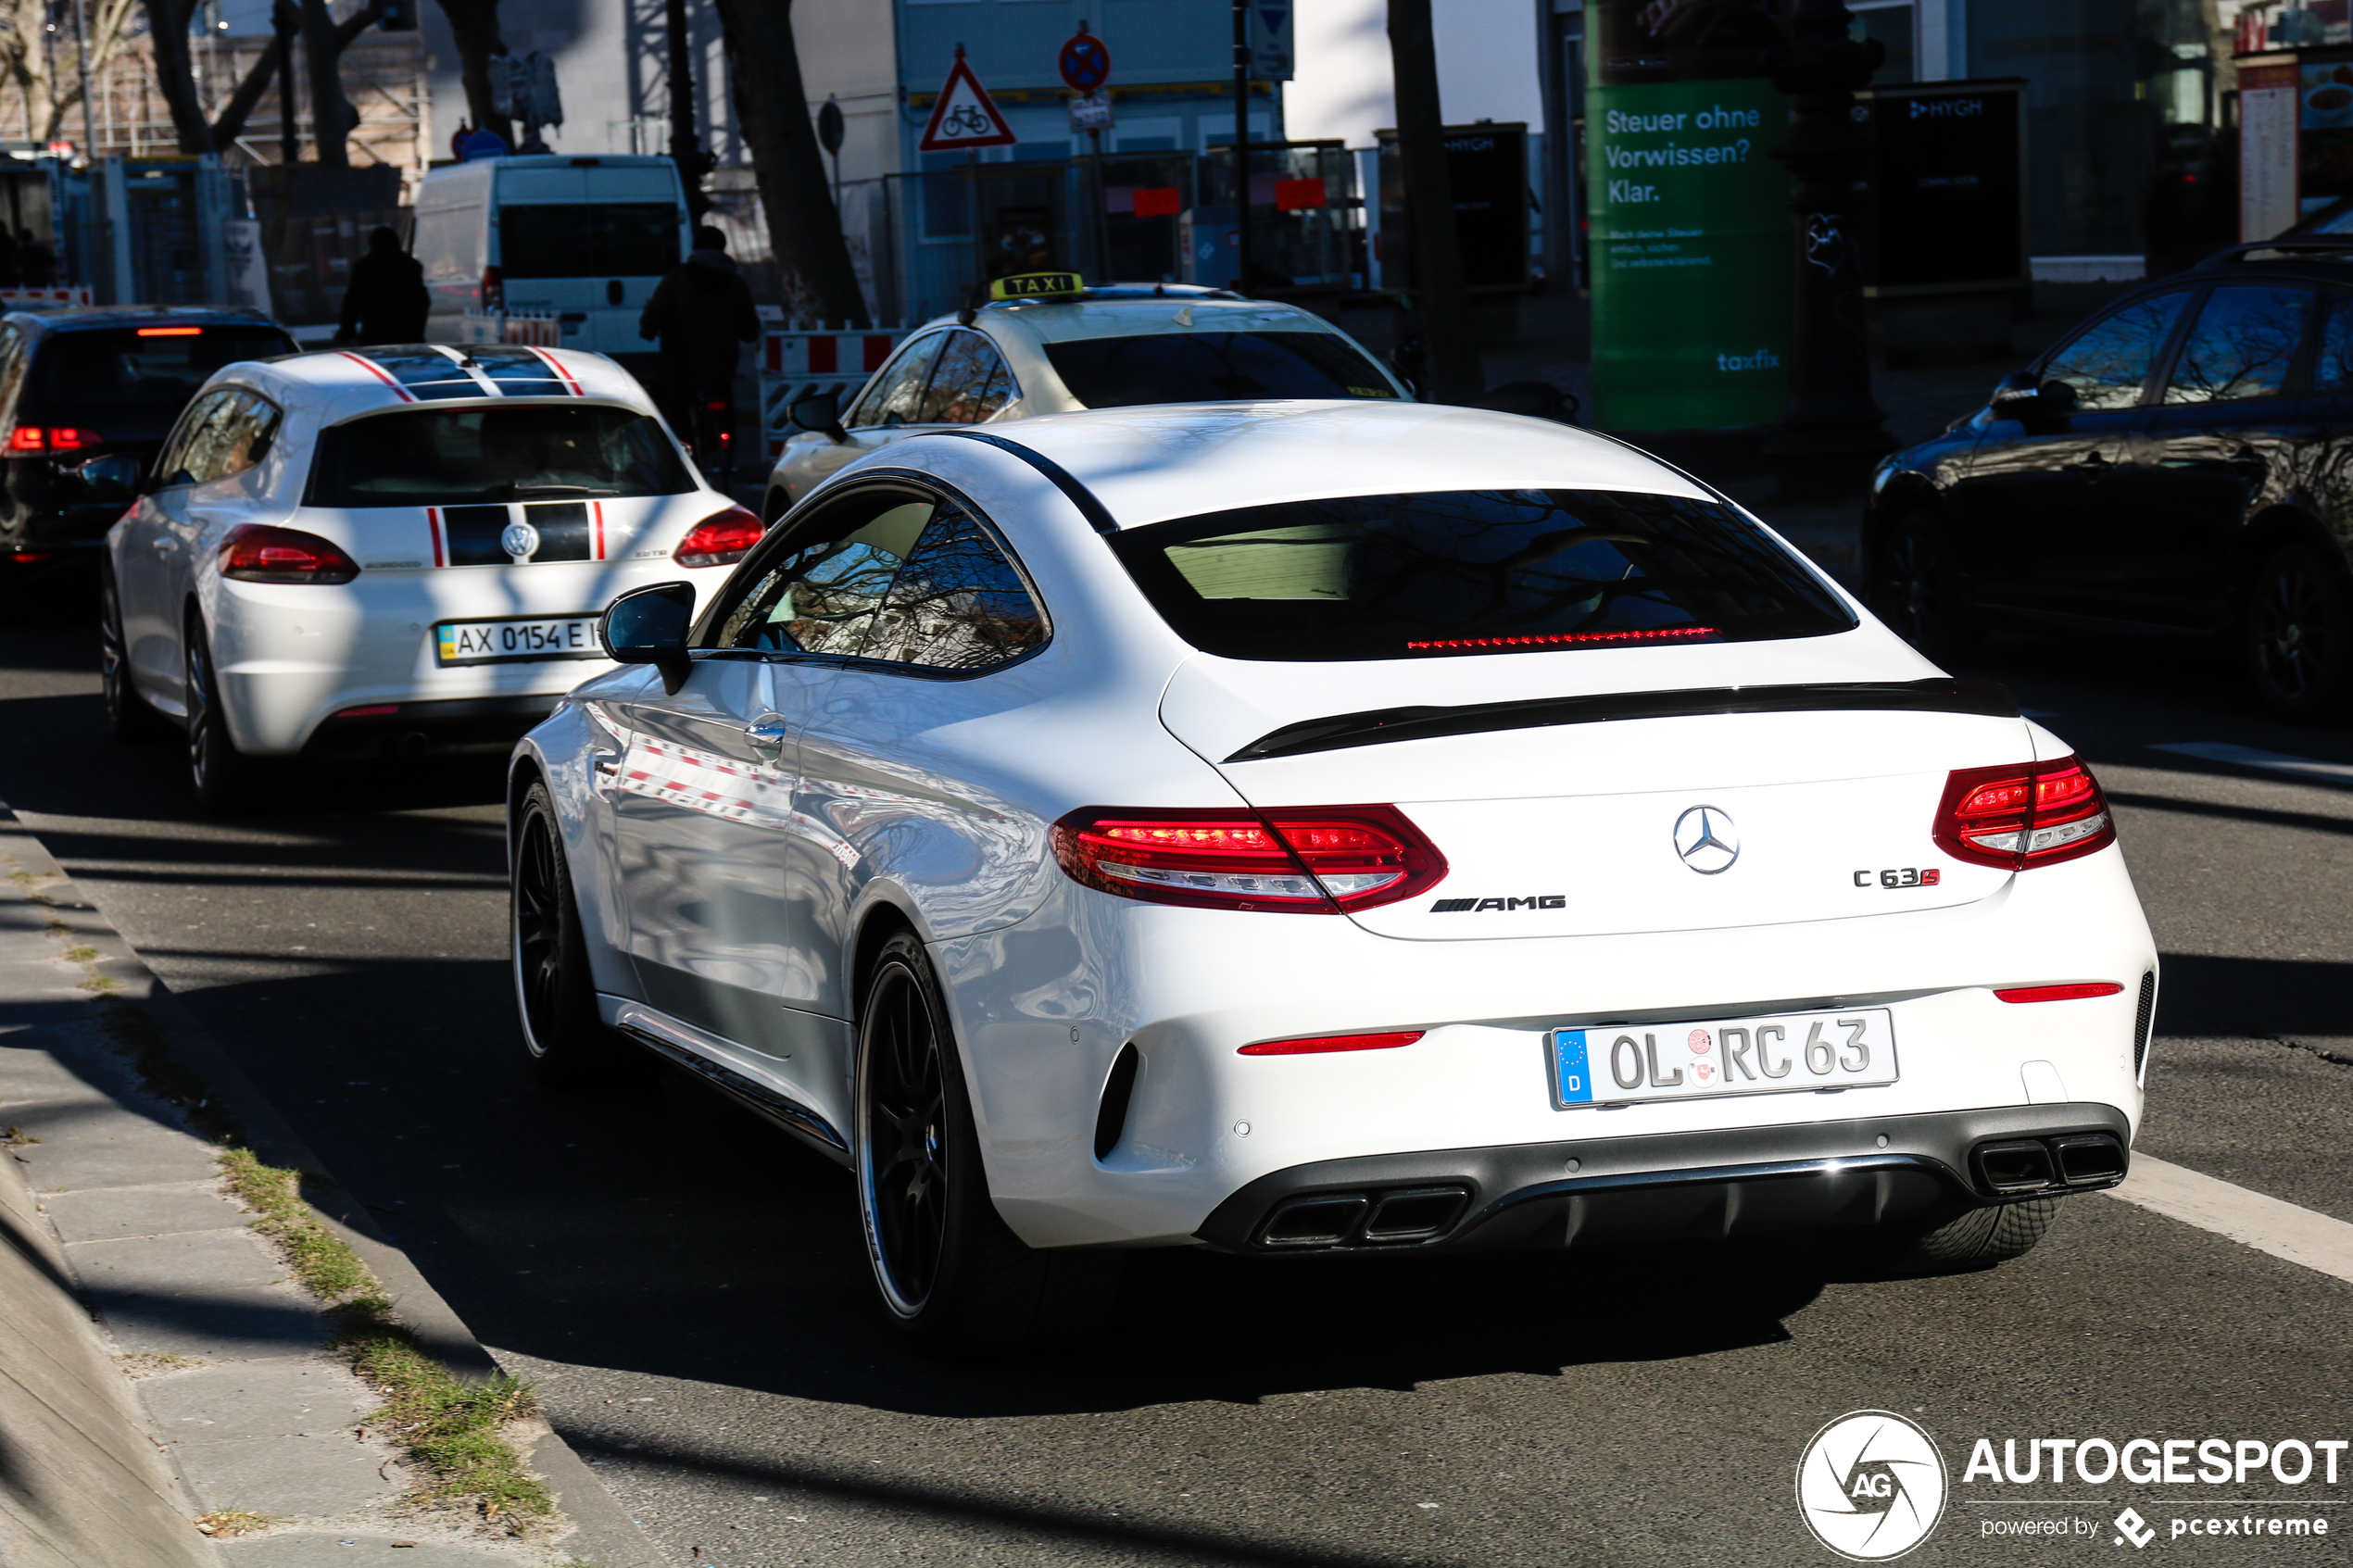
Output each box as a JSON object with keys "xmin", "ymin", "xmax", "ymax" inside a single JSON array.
[
  {"xmin": 1867, "ymin": 243, "xmax": 2353, "ymax": 720},
  {"xmin": 0, "ymin": 307, "xmax": 296, "ymax": 592}
]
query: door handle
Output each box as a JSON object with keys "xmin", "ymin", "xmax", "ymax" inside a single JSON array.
[{"xmin": 743, "ymin": 721, "xmax": 788, "ymax": 752}]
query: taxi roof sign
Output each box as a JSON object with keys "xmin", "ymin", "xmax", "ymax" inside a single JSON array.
[{"xmin": 988, "ymin": 271, "xmax": 1085, "ymax": 302}]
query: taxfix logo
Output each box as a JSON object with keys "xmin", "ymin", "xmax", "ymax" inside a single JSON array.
[{"xmin": 1797, "ymin": 1411, "xmax": 1950, "ymax": 1561}]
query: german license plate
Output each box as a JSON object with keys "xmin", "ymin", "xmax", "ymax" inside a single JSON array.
[
  {"xmin": 1546, "ymin": 1008, "xmax": 1897, "ymax": 1110},
  {"xmin": 434, "ymin": 615, "xmax": 603, "ymax": 667}
]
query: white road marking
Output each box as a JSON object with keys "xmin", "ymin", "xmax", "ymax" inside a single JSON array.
[
  {"xmin": 2105, "ymin": 1154, "xmax": 2353, "ymax": 1287},
  {"xmin": 2151, "ymin": 741, "xmax": 2353, "ymax": 785}
]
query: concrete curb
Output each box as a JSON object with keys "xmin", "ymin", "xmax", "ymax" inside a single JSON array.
[{"xmin": 0, "ymin": 801, "xmax": 666, "ymax": 1568}]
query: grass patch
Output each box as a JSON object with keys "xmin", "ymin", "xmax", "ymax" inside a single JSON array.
[
  {"xmin": 193, "ymin": 1511, "xmax": 286, "ymax": 1537},
  {"xmin": 2, "ymin": 1126, "xmax": 39, "ymax": 1148},
  {"xmin": 115, "ymin": 1352, "xmax": 205, "ymax": 1377},
  {"xmin": 219, "ymin": 1149, "xmax": 553, "ymax": 1529},
  {"xmin": 62, "ymin": 945, "xmax": 98, "ymax": 962}
]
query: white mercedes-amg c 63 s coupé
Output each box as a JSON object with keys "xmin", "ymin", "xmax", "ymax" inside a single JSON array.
[{"xmin": 506, "ymin": 399, "xmax": 2158, "ymax": 1353}]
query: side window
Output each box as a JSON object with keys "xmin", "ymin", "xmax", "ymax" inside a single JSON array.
[
  {"xmin": 916, "ymin": 331, "xmax": 1016, "ymax": 425},
  {"xmin": 2040, "ymin": 291, "xmax": 2193, "ymax": 411},
  {"xmin": 206, "ymin": 393, "xmax": 282, "ymax": 483},
  {"xmin": 156, "ymin": 391, "xmax": 233, "ymax": 486},
  {"xmin": 707, "ymin": 493, "xmax": 936, "ymax": 654},
  {"xmin": 861, "ymin": 510, "xmax": 1048, "ymax": 671},
  {"xmin": 2317, "ymin": 295, "xmax": 2353, "ymax": 393},
  {"xmin": 2162, "ymin": 286, "xmax": 2314, "ymax": 404},
  {"xmin": 848, "ymin": 334, "xmax": 946, "ymax": 428}
]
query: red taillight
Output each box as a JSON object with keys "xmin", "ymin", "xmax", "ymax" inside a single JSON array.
[
  {"xmin": 136, "ymin": 325, "xmax": 202, "ymax": 336},
  {"xmin": 219, "ymin": 524, "xmax": 360, "ymax": 584},
  {"xmin": 1050, "ymin": 804, "xmax": 1447, "ymax": 913},
  {"xmin": 1239, "ymin": 1031, "xmax": 1424, "ymax": 1056},
  {"xmin": 1933, "ymin": 755, "xmax": 2115, "ymax": 871},
  {"xmin": 1994, "ymin": 982, "xmax": 2125, "ymax": 1004},
  {"xmin": 673, "ymin": 505, "xmax": 764, "ymax": 568},
  {"xmin": 7, "ymin": 426, "xmax": 101, "ymax": 453}
]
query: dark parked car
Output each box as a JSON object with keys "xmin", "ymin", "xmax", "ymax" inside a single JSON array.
[
  {"xmin": 1867, "ymin": 242, "xmax": 2353, "ymax": 720},
  {"xmin": 0, "ymin": 307, "xmax": 297, "ymax": 593}
]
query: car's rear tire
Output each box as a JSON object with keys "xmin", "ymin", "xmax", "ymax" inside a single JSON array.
[
  {"xmin": 183, "ymin": 613, "xmax": 276, "ymax": 812},
  {"xmin": 101, "ymin": 568, "xmax": 166, "ymax": 743},
  {"xmin": 2244, "ymin": 542, "xmax": 2353, "ymax": 721},
  {"xmin": 511, "ymin": 780, "xmax": 651, "ymax": 1090},
  {"xmin": 854, "ymin": 930, "xmax": 1119, "ymax": 1356},
  {"xmin": 1869, "ymin": 1196, "xmax": 2061, "ymax": 1274},
  {"xmin": 1873, "ymin": 510, "xmax": 1982, "ymax": 664}
]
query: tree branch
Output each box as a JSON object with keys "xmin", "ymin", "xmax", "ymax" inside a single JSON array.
[
  {"xmin": 208, "ymin": 38, "xmax": 280, "ymax": 150},
  {"xmin": 332, "ymin": 0, "xmax": 388, "ymax": 53}
]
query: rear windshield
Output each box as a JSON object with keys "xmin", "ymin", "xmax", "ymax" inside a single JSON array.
[
  {"xmin": 1108, "ymin": 488, "xmax": 1856, "ymax": 662},
  {"xmin": 498, "ymin": 204, "xmax": 680, "ymax": 279},
  {"xmin": 1043, "ymin": 332, "xmax": 1398, "ymax": 408},
  {"xmin": 32, "ymin": 325, "xmax": 295, "ymax": 420},
  {"xmin": 305, "ymin": 405, "xmax": 693, "ymax": 508}
]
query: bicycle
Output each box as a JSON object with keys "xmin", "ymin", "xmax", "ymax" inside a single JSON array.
[
  {"xmin": 942, "ymin": 103, "xmax": 991, "ymax": 138},
  {"xmin": 683, "ymin": 388, "xmax": 736, "ymax": 487}
]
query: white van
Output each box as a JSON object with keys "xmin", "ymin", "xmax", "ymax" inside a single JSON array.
[{"xmin": 413, "ymin": 154, "xmax": 690, "ymax": 360}]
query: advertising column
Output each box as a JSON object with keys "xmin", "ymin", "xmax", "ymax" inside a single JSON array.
[{"xmin": 1586, "ymin": 0, "xmax": 1790, "ymax": 431}]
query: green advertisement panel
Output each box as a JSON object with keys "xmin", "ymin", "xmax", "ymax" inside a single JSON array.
[{"xmin": 1587, "ymin": 36, "xmax": 1791, "ymax": 430}]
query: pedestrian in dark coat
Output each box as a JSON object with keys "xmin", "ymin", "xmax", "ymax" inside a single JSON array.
[
  {"xmin": 335, "ymin": 226, "xmax": 431, "ymax": 346},
  {"xmin": 638, "ymin": 226, "xmax": 761, "ymax": 415}
]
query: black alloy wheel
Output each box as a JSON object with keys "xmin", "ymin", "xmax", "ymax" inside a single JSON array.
[
  {"xmin": 853, "ymin": 930, "xmax": 1120, "ymax": 1355},
  {"xmin": 100, "ymin": 568, "xmax": 163, "ymax": 742},
  {"xmin": 510, "ymin": 780, "xmax": 648, "ymax": 1089},
  {"xmin": 182, "ymin": 613, "xmax": 271, "ymax": 812},
  {"xmin": 860, "ymin": 945, "xmax": 951, "ymax": 1314},
  {"xmin": 1874, "ymin": 511, "xmax": 1982, "ymax": 664},
  {"xmin": 2245, "ymin": 543, "xmax": 2353, "ymax": 721}
]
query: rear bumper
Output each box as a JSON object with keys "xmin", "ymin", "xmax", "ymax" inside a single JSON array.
[
  {"xmin": 300, "ymin": 693, "xmax": 563, "ymax": 758},
  {"xmin": 1193, "ymin": 1100, "xmax": 2130, "ymax": 1255}
]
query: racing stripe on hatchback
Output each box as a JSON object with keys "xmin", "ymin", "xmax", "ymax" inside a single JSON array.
[
  {"xmin": 524, "ymin": 501, "xmax": 594, "ymax": 562},
  {"xmin": 349, "ymin": 346, "xmax": 490, "ymax": 400},
  {"xmin": 461, "ymin": 345, "xmax": 580, "ymax": 396},
  {"xmin": 438, "ymin": 505, "xmax": 510, "ymax": 566}
]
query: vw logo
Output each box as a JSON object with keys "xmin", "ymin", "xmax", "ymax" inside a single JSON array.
[
  {"xmin": 500, "ymin": 521, "xmax": 540, "ymax": 560},
  {"xmin": 1672, "ymin": 806, "xmax": 1739, "ymax": 874}
]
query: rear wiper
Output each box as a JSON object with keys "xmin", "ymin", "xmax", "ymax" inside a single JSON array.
[{"xmin": 505, "ymin": 483, "xmax": 619, "ymax": 498}]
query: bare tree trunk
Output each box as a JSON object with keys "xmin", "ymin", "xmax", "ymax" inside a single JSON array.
[
  {"xmin": 301, "ymin": 0, "xmax": 384, "ymax": 168},
  {"xmin": 707, "ymin": 0, "xmax": 866, "ymax": 325},
  {"xmin": 1387, "ymin": 0, "xmax": 1483, "ymax": 405},
  {"xmin": 432, "ymin": 0, "xmax": 511, "ymax": 148},
  {"xmin": 141, "ymin": 0, "xmax": 290, "ymax": 155},
  {"xmin": 142, "ymin": 0, "xmax": 216, "ymax": 152}
]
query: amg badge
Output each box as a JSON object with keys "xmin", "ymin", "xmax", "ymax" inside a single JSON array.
[{"xmin": 1430, "ymin": 895, "xmax": 1568, "ymax": 912}]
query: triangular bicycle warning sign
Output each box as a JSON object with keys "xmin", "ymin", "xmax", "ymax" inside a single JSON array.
[{"xmin": 919, "ymin": 49, "xmax": 1017, "ymax": 153}]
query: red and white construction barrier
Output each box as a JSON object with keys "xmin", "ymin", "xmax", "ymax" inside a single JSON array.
[
  {"xmin": 758, "ymin": 328, "xmax": 913, "ymax": 456},
  {"xmin": 0, "ymin": 287, "xmax": 92, "ymax": 308}
]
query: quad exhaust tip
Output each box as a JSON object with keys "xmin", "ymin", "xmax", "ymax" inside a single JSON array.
[
  {"xmin": 1257, "ymin": 1185, "xmax": 1471, "ymax": 1250},
  {"xmin": 1972, "ymin": 1133, "xmax": 2125, "ymax": 1196}
]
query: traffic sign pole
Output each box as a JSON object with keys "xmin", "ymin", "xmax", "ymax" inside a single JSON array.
[
  {"xmin": 1232, "ymin": 0, "xmax": 1251, "ymax": 294},
  {"xmin": 1060, "ymin": 25, "xmax": 1118, "ymax": 280}
]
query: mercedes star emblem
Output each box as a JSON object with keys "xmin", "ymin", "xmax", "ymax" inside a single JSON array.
[
  {"xmin": 1673, "ymin": 806, "xmax": 1739, "ymax": 874},
  {"xmin": 501, "ymin": 521, "xmax": 541, "ymax": 560}
]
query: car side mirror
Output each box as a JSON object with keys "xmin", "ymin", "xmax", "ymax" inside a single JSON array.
[
  {"xmin": 599, "ymin": 580, "xmax": 695, "ymax": 694},
  {"xmin": 789, "ymin": 388, "xmax": 848, "ymax": 443},
  {"xmin": 1991, "ymin": 372, "xmax": 2076, "ymax": 421},
  {"xmin": 74, "ymin": 452, "xmax": 144, "ymax": 501}
]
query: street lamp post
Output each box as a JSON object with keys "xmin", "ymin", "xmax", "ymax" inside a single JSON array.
[{"xmin": 1766, "ymin": 0, "xmax": 1890, "ymax": 497}]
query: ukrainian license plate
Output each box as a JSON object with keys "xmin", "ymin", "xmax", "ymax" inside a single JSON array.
[
  {"xmin": 434, "ymin": 615, "xmax": 603, "ymax": 667},
  {"xmin": 1546, "ymin": 1008, "xmax": 1897, "ymax": 1110}
]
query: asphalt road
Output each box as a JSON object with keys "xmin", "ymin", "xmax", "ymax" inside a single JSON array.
[{"xmin": 3, "ymin": 611, "xmax": 2350, "ymax": 1568}]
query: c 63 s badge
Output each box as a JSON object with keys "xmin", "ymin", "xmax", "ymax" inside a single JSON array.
[
  {"xmin": 1430, "ymin": 895, "xmax": 1567, "ymax": 912},
  {"xmin": 1856, "ymin": 868, "xmax": 1942, "ymax": 888}
]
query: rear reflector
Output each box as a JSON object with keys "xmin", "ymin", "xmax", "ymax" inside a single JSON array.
[
  {"xmin": 219, "ymin": 524, "xmax": 359, "ymax": 584},
  {"xmin": 1239, "ymin": 1030, "xmax": 1425, "ymax": 1057},
  {"xmin": 1405, "ymin": 626, "xmax": 1718, "ymax": 653},
  {"xmin": 1994, "ymin": 982, "xmax": 2125, "ymax": 1004},
  {"xmin": 333, "ymin": 705, "xmax": 400, "ymax": 719},
  {"xmin": 673, "ymin": 505, "xmax": 763, "ymax": 568},
  {"xmin": 1051, "ymin": 804, "xmax": 1447, "ymax": 913},
  {"xmin": 1933, "ymin": 755, "xmax": 2115, "ymax": 871}
]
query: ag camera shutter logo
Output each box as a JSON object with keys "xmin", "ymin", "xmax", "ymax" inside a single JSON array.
[{"xmin": 1796, "ymin": 1411, "xmax": 1949, "ymax": 1561}]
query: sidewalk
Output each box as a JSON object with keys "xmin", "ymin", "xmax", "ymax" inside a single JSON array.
[{"xmin": 0, "ymin": 806, "xmax": 662, "ymax": 1568}]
